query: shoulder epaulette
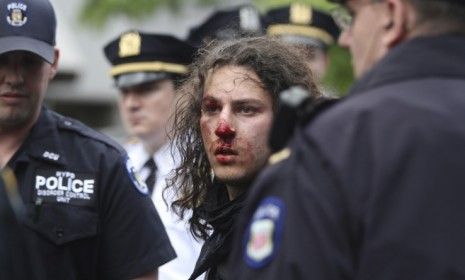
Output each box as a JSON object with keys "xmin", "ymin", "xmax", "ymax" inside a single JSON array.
[{"xmin": 51, "ymin": 111, "xmax": 125, "ymax": 154}]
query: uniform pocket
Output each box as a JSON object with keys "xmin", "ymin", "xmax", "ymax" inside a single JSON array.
[{"xmin": 24, "ymin": 203, "xmax": 98, "ymax": 245}]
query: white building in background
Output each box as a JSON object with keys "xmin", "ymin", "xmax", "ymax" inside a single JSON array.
[{"xmin": 46, "ymin": 0, "xmax": 251, "ymax": 142}]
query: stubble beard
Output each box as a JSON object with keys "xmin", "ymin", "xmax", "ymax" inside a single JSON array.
[{"xmin": 0, "ymin": 107, "xmax": 34, "ymax": 131}]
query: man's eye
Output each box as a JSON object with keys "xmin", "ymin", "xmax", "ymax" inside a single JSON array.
[
  {"xmin": 22, "ymin": 55, "xmax": 43, "ymax": 67},
  {"xmin": 202, "ymin": 104, "xmax": 220, "ymax": 114},
  {"xmin": 238, "ymin": 106, "xmax": 258, "ymax": 115},
  {"xmin": 140, "ymin": 84, "xmax": 160, "ymax": 93}
]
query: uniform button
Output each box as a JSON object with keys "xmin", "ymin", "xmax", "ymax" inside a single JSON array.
[
  {"xmin": 64, "ymin": 120, "xmax": 72, "ymax": 126},
  {"xmin": 56, "ymin": 228, "xmax": 64, "ymax": 238}
]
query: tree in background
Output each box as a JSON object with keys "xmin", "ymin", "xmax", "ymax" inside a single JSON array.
[
  {"xmin": 81, "ymin": 0, "xmax": 216, "ymax": 26},
  {"xmin": 80, "ymin": 0, "xmax": 353, "ymax": 94}
]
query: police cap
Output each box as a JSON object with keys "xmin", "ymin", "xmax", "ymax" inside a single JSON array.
[
  {"xmin": 103, "ymin": 31, "xmax": 195, "ymax": 88},
  {"xmin": 187, "ymin": 5, "xmax": 264, "ymax": 48},
  {"xmin": 0, "ymin": 0, "xmax": 56, "ymax": 64},
  {"xmin": 264, "ymin": 3, "xmax": 340, "ymax": 50}
]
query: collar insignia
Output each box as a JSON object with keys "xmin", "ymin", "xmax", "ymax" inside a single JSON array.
[
  {"xmin": 268, "ymin": 148, "xmax": 291, "ymax": 165},
  {"xmin": 42, "ymin": 151, "xmax": 60, "ymax": 161}
]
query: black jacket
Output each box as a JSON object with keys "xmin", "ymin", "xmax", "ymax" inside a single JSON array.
[
  {"xmin": 190, "ymin": 182, "xmax": 246, "ymax": 280},
  {"xmin": 230, "ymin": 34, "xmax": 465, "ymax": 279}
]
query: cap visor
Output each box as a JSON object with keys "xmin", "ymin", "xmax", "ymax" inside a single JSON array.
[
  {"xmin": 115, "ymin": 72, "xmax": 170, "ymax": 88},
  {"xmin": 0, "ymin": 36, "xmax": 55, "ymax": 64},
  {"xmin": 279, "ymin": 35, "xmax": 327, "ymax": 49}
]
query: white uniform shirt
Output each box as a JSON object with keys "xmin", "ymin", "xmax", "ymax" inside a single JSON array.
[{"xmin": 125, "ymin": 141, "xmax": 203, "ymax": 280}]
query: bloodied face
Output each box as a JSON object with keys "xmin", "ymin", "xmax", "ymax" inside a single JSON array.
[{"xmin": 200, "ymin": 65, "xmax": 274, "ymax": 197}]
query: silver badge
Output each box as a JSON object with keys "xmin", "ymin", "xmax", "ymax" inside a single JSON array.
[{"xmin": 239, "ymin": 6, "xmax": 261, "ymax": 32}]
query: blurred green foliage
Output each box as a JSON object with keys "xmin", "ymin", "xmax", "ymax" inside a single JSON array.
[
  {"xmin": 254, "ymin": 0, "xmax": 338, "ymax": 10},
  {"xmin": 80, "ymin": 0, "xmax": 353, "ymax": 94},
  {"xmin": 80, "ymin": 0, "xmax": 218, "ymax": 26},
  {"xmin": 322, "ymin": 45, "xmax": 353, "ymax": 96}
]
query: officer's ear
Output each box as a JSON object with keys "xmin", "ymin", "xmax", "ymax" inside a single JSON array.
[
  {"xmin": 380, "ymin": 0, "xmax": 410, "ymax": 48},
  {"xmin": 49, "ymin": 48, "xmax": 60, "ymax": 80}
]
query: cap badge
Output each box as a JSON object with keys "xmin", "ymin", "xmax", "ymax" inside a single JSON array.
[
  {"xmin": 6, "ymin": 2, "xmax": 28, "ymax": 27},
  {"xmin": 290, "ymin": 3, "xmax": 312, "ymax": 25},
  {"xmin": 239, "ymin": 6, "xmax": 261, "ymax": 32},
  {"xmin": 118, "ymin": 31, "xmax": 141, "ymax": 58}
]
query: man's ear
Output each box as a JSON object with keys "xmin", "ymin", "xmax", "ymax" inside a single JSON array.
[
  {"xmin": 49, "ymin": 48, "xmax": 60, "ymax": 79},
  {"xmin": 381, "ymin": 0, "xmax": 409, "ymax": 48}
]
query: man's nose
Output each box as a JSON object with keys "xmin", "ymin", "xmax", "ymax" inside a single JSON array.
[
  {"xmin": 3, "ymin": 63, "xmax": 24, "ymax": 86},
  {"xmin": 215, "ymin": 119, "xmax": 235, "ymax": 139},
  {"xmin": 122, "ymin": 92, "xmax": 141, "ymax": 109}
]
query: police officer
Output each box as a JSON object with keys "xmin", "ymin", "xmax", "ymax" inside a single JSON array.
[
  {"xmin": 186, "ymin": 4, "xmax": 264, "ymax": 48},
  {"xmin": 103, "ymin": 31, "xmax": 203, "ymax": 280},
  {"xmin": 264, "ymin": 3, "xmax": 340, "ymax": 85},
  {"xmin": 0, "ymin": 0, "xmax": 175, "ymax": 278},
  {"xmin": 229, "ymin": 0, "xmax": 465, "ymax": 279}
]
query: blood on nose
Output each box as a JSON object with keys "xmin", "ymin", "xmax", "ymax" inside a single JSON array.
[{"xmin": 215, "ymin": 120, "xmax": 235, "ymax": 138}]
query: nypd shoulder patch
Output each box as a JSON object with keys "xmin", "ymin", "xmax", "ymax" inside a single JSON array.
[
  {"xmin": 243, "ymin": 196, "xmax": 286, "ymax": 268},
  {"xmin": 124, "ymin": 156, "xmax": 149, "ymax": 195}
]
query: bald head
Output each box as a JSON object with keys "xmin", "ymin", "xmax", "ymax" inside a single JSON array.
[
  {"xmin": 406, "ymin": 0, "xmax": 465, "ymax": 34},
  {"xmin": 333, "ymin": 0, "xmax": 465, "ymax": 77},
  {"xmin": 333, "ymin": 0, "xmax": 465, "ymax": 34}
]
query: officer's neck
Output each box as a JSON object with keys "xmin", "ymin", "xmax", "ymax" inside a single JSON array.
[{"xmin": 141, "ymin": 134, "xmax": 168, "ymax": 155}]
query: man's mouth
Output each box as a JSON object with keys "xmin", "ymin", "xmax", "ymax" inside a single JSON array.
[
  {"xmin": 0, "ymin": 92, "xmax": 27, "ymax": 104},
  {"xmin": 0, "ymin": 91, "xmax": 25, "ymax": 97},
  {"xmin": 214, "ymin": 146, "xmax": 238, "ymax": 156},
  {"xmin": 214, "ymin": 146, "xmax": 239, "ymax": 164}
]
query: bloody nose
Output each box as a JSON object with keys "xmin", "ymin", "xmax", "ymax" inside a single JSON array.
[{"xmin": 215, "ymin": 120, "xmax": 235, "ymax": 138}]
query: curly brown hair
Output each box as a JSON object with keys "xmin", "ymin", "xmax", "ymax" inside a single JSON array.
[{"xmin": 166, "ymin": 36, "xmax": 321, "ymax": 240}]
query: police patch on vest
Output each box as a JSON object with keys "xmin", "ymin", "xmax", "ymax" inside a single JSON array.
[
  {"xmin": 124, "ymin": 156, "xmax": 149, "ymax": 195},
  {"xmin": 34, "ymin": 169, "xmax": 96, "ymax": 206},
  {"xmin": 243, "ymin": 196, "xmax": 286, "ymax": 268}
]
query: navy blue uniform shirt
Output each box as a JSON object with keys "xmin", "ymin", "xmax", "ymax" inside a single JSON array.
[
  {"xmin": 8, "ymin": 107, "xmax": 176, "ymax": 279},
  {"xmin": 0, "ymin": 171, "xmax": 46, "ymax": 279},
  {"xmin": 229, "ymin": 34, "xmax": 465, "ymax": 279}
]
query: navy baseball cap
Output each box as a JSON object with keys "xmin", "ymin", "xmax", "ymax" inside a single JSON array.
[
  {"xmin": 104, "ymin": 31, "xmax": 195, "ymax": 88},
  {"xmin": 0, "ymin": 0, "xmax": 56, "ymax": 64}
]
